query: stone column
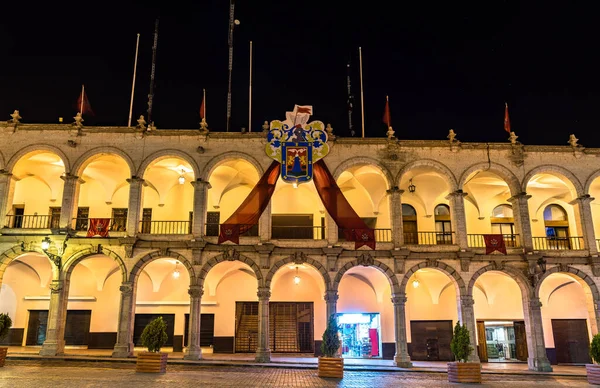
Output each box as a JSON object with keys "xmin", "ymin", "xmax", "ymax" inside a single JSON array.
[
  {"xmin": 325, "ymin": 213, "xmax": 338, "ymax": 245},
  {"xmin": 523, "ymin": 298, "xmax": 552, "ymax": 371},
  {"xmin": 387, "ymin": 187, "xmax": 404, "ymax": 247},
  {"xmin": 458, "ymin": 295, "xmax": 479, "ymax": 362},
  {"xmin": 40, "ymin": 280, "xmax": 67, "ymax": 356},
  {"xmin": 570, "ymin": 195, "xmax": 597, "ymax": 254},
  {"xmin": 184, "ymin": 285, "xmax": 203, "ymax": 360},
  {"xmin": 112, "ymin": 282, "xmax": 135, "ymax": 357},
  {"xmin": 446, "ymin": 190, "xmax": 468, "ymax": 249},
  {"xmin": 126, "ymin": 177, "xmax": 145, "ymax": 236},
  {"xmin": 255, "ymin": 287, "xmax": 271, "ymax": 362},
  {"xmin": 508, "ymin": 193, "xmax": 534, "ymax": 252},
  {"xmin": 391, "ymin": 293, "xmax": 412, "ymax": 367},
  {"xmin": 324, "ymin": 290, "xmax": 338, "ymax": 320},
  {"xmin": 0, "ymin": 170, "xmax": 15, "ymax": 228},
  {"xmin": 59, "ymin": 174, "xmax": 80, "ymax": 229},
  {"xmin": 191, "ymin": 179, "xmax": 210, "ymax": 238},
  {"xmin": 259, "ymin": 202, "xmax": 272, "ymax": 242}
]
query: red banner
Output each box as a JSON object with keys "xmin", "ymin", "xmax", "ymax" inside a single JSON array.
[
  {"xmin": 483, "ymin": 234, "xmax": 507, "ymax": 255},
  {"xmin": 313, "ymin": 160, "xmax": 375, "ymax": 250},
  {"xmin": 218, "ymin": 161, "xmax": 281, "ymax": 244},
  {"xmin": 87, "ymin": 218, "xmax": 110, "ymax": 237}
]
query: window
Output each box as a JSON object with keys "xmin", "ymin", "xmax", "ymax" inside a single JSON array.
[
  {"xmin": 434, "ymin": 204, "xmax": 452, "ymax": 245},
  {"xmin": 543, "ymin": 204, "xmax": 570, "ymax": 249},
  {"xmin": 492, "ymin": 204, "xmax": 513, "ymax": 219},
  {"xmin": 491, "ymin": 204, "xmax": 516, "ymax": 247}
]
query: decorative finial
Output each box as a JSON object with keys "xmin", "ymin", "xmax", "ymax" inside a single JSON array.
[
  {"xmin": 447, "ymin": 129, "xmax": 457, "ymax": 142},
  {"xmin": 508, "ymin": 131, "xmax": 518, "ymax": 145},
  {"xmin": 9, "ymin": 110, "xmax": 22, "ymax": 124},
  {"xmin": 262, "ymin": 120, "xmax": 270, "ymax": 134},
  {"xmin": 386, "ymin": 126, "xmax": 395, "ymax": 140},
  {"xmin": 200, "ymin": 118, "xmax": 209, "ymax": 133},
  {"xmin": 325, "ymin": 123, "xmax": 335, "ymax": 140},
  {"xmin": 136, "ymin": 115, "xmax": 147, "ymax": 130},
  {"xmin": 568, "ymin": 134, "xmax": 580, "ymax": 147},
  {"xmin": 72, "ymin": 112, "xmax": 84, "ymax": 129}
]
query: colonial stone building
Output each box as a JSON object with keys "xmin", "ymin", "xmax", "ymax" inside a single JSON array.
[{"xmin": 1, "ymin": 114, "xmax": 599, "ymax": 372}]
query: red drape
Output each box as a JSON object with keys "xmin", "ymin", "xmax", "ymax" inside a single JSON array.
[
  {"xmin": 313, "ymin": 159, "xmax": 375, "ymax": 249},
  {"xmin": 369, "ymin": 328, "xmax": 379, "ymax": 357},
  {"xmin": 87, "ymin": 218, "xmax": 110, "ymax": 237},
  {"xmin": 483, "ymin": 234, "xmax": 507, "ymax": 255},
  {"xmin": 218, "ymin": 161, "xmax": 281, "ymax": 244}
]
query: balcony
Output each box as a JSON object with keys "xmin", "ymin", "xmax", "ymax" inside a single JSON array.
[
  {"xmin": 204, "ymin": 224, "xmax": 259, "ymax": 237},
  {"xmin": 139, "ymin": 220, "xmax": 191, "ymax": 235},
  {"xmin": 72, "ymin": 218, "xmax": 127, "ymax": 233},
  {"xmin": 338, "ymin": 228, "xmax": 392, "ymax": 243},
  {"xmin": 271, "ymin": 226, "xmax": 326, "ymax": 240},
  {"xmin": 403, "ymin": 231, "xmax": 455, "ymax": 245},
  {"xmin": 4, "ymin": 214, "xmax": 55, "ymax": 229},
  {"xmin": 533, "ymin": 236, "xmax": 584, "ymax": 250},
  {"xmin": 467, "ymin": 234, "xmax": 521, "ymax": 249}
]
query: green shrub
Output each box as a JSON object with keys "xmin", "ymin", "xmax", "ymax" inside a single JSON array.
[
  {"xmin": 140, "ymin": 316, "xmax": 168, "ymax": 353},
  {"xmin": 0, "ymin": 313, "xmax": 12, "ymax": 342},
  {"xmin": 450, "ymin": 321, "xmax": 473, "ymax": 363},
  {"xmin": 590, "ymin": 333, "xmax": 600, "ymax": 364},
  {"xmin": 320, "ymin": 314, "xmax": 341, "ymax": 358}
]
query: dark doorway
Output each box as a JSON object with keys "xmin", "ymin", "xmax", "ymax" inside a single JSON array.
[
  {"xmin": 26, "ymin": 310, "xmax": 91, "ymax": 346},
  {"xmin": 26, "ymin": 310, "xmax": 48, "ymax": 345},
  {"xmin": 551, "ymin": 319, "xmax": 591, "ymax": 364},
  {"xmin": 111, "ymin": 208, "xmax": 128, "ymax": 232},
  {"xmin": 12, "ymin": 206, "xmax": 24, "ymax": 228},
  {"xmin": 409, "ymin": 320, "xmax": 453, "ymax": 361},
  {"xmin": 75, "ymin": 207, "xmax": 89, "ymax": 231},
  {"xmin": 206, "ymin": 212, "xmax": 220, "ymax": 236},
  {"xmin": 49, "ymin": 207, "xmax": 61, "ymax": 229},
  {"xmin": 133, "ymin": 314, "xmax": 175, "ymax": 347},
  {"xmin": 514, "ymin": 321, "xmax": 528, "ymax": 361},
  {"xmin": 140, "ymin": 208, "xmax": 152, "ymax": 233},
  {"xmin": 184, "ymin": 313, "xmax": 215, "ymax": 347}
]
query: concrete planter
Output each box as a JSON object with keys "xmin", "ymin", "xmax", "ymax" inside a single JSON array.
[
  {"xmin": 136, "ymin": 351, "xmax": 168, "ymax": 373},
  {"xmin": 586, "ymin": 364, "xmax": 600, "ymax": 385},
  {"xmin": 0, "ymin": 347, "xmax": 7, "ymax": 367},
  {"xmin": 447, "ymin": 361, "xmax": 481, "ymax": 384},
  {"xmin": 318, "ymin": 357, "xmax": 343, "ymax": 378}
]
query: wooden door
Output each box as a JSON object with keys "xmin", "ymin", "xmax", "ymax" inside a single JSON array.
[
  {"xmin": 403, "ymin": 221, "xmax": 418, "ymax": 244},
  {"xmin": 206, "ymin": 212, "xmax": 220, "ymax": 236},
  {"xmin": 476, "ymin": 321, "xmax": 488, "ymax": 362},
  {"xmin": 514, "ymin": 321, "xmax": 528, "ymax": 361},
  {"xmin": 551, "ymin": 319, "xmax": 591, "ymax": 364},
  {"xmin": 111, "ymin": 208, "xmax": 127, "ymax": 231},
  {"xmin": 184, "ymin": 313, "xmax": 215, "ymax": 347},
  {"xmin": 409, "ymin": 320, "xmax": 454, "ymax": 361},
  {"xmin": 141, "ymin": 208, "xmax": 152, "ymax": 233},
  {"xmin": 64, "ymin": 310, "xmax": 92, "ymax": 345},
  {"xmin": 49, "ymin": 207, "xmax": 61, "ymax": 229}
]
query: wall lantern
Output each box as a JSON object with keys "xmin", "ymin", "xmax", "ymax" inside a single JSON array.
[
  {"xmin": 537, "ymin": 257, "xmax": 547, "ymax": 274},
  {"xmin": 408, "ymin": 178, "xmax": 416, "ymax": 193}
]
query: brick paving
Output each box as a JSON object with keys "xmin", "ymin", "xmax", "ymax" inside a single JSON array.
[{"xmin": 0, "ymin": 360, "xmax": 590, "ymax": 387}]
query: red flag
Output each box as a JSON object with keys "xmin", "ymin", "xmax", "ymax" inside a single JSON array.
[
  {"xmin": 294, "ymin": 105, "xmax": 312, "ymax": 114},
  {"xmin": 504, "ymin": 102, "xmax": 511, "ymax": 133},
  {"xmin": 76, "ymin": 88, "xmax": 94, "ymax": 116},
  {"xmin": 199, "ymin": 95, "xmax": 205, "ymax": 119},
  {"xmin": 382, "ymin": 96, "xmax": 391, "ymax": 128}
]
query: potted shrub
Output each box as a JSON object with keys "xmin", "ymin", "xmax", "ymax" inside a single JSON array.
[
  {"xmin": 318, "ymin": 314, "xmax": 343, "ymax": 378},
  {"xmin": 0, "ymin": 313, "xmax": 12, "ymax": 367},
  {"xmin": 136, "ymin": 316, "xmax": 169, "ymax": 373},
  {"xmin": 448, "ymin": 321, "xmax": 481, "ymax": 384},
  {"xmin": 587, "ymin": 333, "xmax": 600, "ymax": 384}
]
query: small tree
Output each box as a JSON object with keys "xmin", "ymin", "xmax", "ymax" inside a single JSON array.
[
  {"xmin": 321, "ymin": 314, "xmax": 341, "ymax": 358},
  {"xmin": 450, "ymin": 321, "xmax": 473, "ymax": 363},
  {"xmin": 140, "ymin": 316, "xmax": 168, "ymax": 353},
  {"xmin": 0, "ymin": 313, "xmax": 12, "ymax": 342},
  {"xmin": 591, "ymin": 333, "xmax": 600, "ymax": 364}
]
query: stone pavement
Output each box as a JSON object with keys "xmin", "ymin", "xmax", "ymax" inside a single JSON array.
[{"xmin": 0, "ymin": 361, "xmax": 590, "ymax": 388}]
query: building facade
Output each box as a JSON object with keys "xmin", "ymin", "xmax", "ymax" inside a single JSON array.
[{"xmin": 1, "ymin": 118, "xmax": 600, "ymax": 372}]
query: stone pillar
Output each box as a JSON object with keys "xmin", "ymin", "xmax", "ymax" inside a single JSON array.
[
  {"xmin": 324, "ymin": 290, "xmax": 338, "ymax": 320},
  {"xmin": 259, "ymin": 202, "xmax": 272, "ymax": 242},
  {"xmin": 391, "ymin": 293, "xmax": 412, "ymax": 367},
  {"xmin": 255, "ymin": 287, "xmax": 271, "ymax": 362},
  {"xmin": 446, "ymin": 190, "xmax": 468, "ymax": 249},
  {"xmin": 0, "ymin": 170, "xmax": 15, "ymax": 228},
  {"xmin": 523, "ymin": 298, "xmax": 552, "ymax": 371},
  {"xmin": 184, "ymin": 285, "xmax": 203, "ymax": 360},
  {"xmin": 508, "ymin": 193, "xmax": 534, "ymax": 252},
  {"xmin": 40, "ymin": 280, "xmax": 67, "ymax": 356},
  {"xmin": 325, "ymin": 213, "xmax": 338, "ymax": 245},
  {"xmin": 126, "ymin": 177, "xmax": 145, "ymax": 236},
  {"xmin": 458, "ymin": 295, "xmax": 480, "ymax": 362},
  {"xmin": 387, "ymin": 187, "xmax": 404, "ymax": 247},
  {"xmin": 570, "ymin": 195, "xmax": 597, "ymax": 254},
  {"xmin": 191, "ymin": 179, "xmax": 210, "ymax": 238},
  {"xmin": 59, "ymin": 174, "xmax": 80, "ymax": 229},
  {"xmin": 112, "ymin": 282, "xmax": 135, "ymax": 357}
]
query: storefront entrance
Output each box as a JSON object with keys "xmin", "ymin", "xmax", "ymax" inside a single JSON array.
[
  {"xmin": 476, "ymin": 321, "xmax": 527, "ymax": 362},
  {"xmin": 337, "ymin": 313, "xmax": 381, "ymax": 358}
]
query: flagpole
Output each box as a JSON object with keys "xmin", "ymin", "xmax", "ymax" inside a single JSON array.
[
  {"xmin": 147, "ymin": 19, "xmax": 159, "ymax": 125},
  {"xmin": 249, "ymin": 40, "xmax": 253, "ymax": 132},
  {"xmin": 128, "ymin": 33, "xmax": 141, "ymax": 127},
  {"xmin": 204, "ymin": 88, "xmax": 206, "ymax": 121},
  {"xmin": 386, "ymin": 95, "xmax": 389, "ymax": 128},
  {"xmin": 359, "ymin": 47, "xmax": 365, "ymax": 138},
  {"xmin": 80, "ymin": 85, "xmax": 85, "ymax": 114}
]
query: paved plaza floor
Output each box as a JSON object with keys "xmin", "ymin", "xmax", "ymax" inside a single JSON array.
[{"xmin": 0, "ymin": 360, "xmax": 590, "ymax": 388}]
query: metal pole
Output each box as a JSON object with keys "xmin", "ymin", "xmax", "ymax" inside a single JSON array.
[
  {"xmin": 80, "ymin": 85, "xmax": 85, "ymax": 114},
  {"xmin": 128, "ymin": 33, "xmax": 141, "ymax": 127},
  {"xmin": 147, "ymin": 19, "xmax": 159, "ymax": 124},
  {"xmin": 359, "ymin": 47, "xmax": 365, "ymax": 138},
  {"xmin": 226, "ymin": 1, "xmax": 235, "ymax": 132},
  {"xmin": 249, "ymin": 40, "xmax": 252, "ymax": 132}
]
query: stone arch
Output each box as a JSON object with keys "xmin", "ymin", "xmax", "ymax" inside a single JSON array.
[
  {"xmin": 584, "ymin": 169, "xmax": 600, "ymax": 194},
  {"xmin": 397, "ymin": 159, "xmax": 458, "ymax": 192},
  {"xmin": 535, "ymin": 265, "xmax": 600, "ymax": 301},
  {"xmin": 198, "ymin": 252, "xmax": 263, "ymax": 289},
  {"xmin": 0, "ymin": 245, "xmax": 53, "ymax": 285},
  {"xmin": 401, "ymin": 261, "xmax": 466, "ymax": 296},
  {"xmin": 72, "ymin": 146, "xmax": 136, "ymax": 178},
  {"xmin": 459, "ymin": 162, "xmax": 522, "ymax": 196},
  {"xmin": 62, "ymin": 246, "xmax": 127, "ymax": 283},
  {"xmin": 7, "ymin": 144, "xmax": 71, "ymax": 173},
  {"xmin": 201, "ymin": 151, "xmax": 265, "ymax": 182},
  {"xmin": 130, "ymin": 250, "xmax": 196, "ymax": 285},
  {"xmin": 332, "ymin": 258, "xmax": 400, "ymax": 294},
  {"xmin": 523, "ymin": 164, "xmax": 584, "ymax": 198},
  {"xmin": 331, "ymin": 157, "xmax": 394, "ymax": 189},
  {"xmin": 265, "ymin": 255, "xmax": 331, "ymax": 290},
  {"xmin": 0, "ymin": 149, "xmax": 5, "ymax": 171},
  {"xmin": 467, "ymin": 263, "xmax": 534, "ymax": 300},
  {"xmin": 137, "ymin": 149, "xmax": 201, "ymax": 180}
]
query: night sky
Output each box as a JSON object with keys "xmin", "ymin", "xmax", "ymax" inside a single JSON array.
[{"xmin": 1, "ymin": 2, "xmax": 599, "ymax": 146}]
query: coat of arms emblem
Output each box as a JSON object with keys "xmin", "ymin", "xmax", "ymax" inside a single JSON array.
[{"xmin": 265, "ymin": 105, "xmax": 329, "ymax": 185}]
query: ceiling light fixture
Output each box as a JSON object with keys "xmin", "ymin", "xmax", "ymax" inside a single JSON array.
[
  {"xmin": 408, "ymin": 178, "xmax": 416, "ymax": 193},
  {"xmin": 178, "ymin": 168, "xmax": 185, "ymax": 185},
  {"xmin": 173, "ymin": 262, "xmax": 180, "ymax": 279},
  {"xmin": 412, "ymin": 276, "xmax": 420, "ymax": 288},
  {"xmin": 293, "ymin": 266, "xmax": 301, "ymax": 285},
  {"xmin": 292, "ymin": 181, "xmax": 298, "ymax": 189}
]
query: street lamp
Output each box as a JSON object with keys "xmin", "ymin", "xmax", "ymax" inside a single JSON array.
[
  {"xmin": 408, "ymin": 178, "xmax": 416, "ymax": 193},
  {"xmin": 40, "ymin": 236, "xmax": 66, "ymax": 270}
]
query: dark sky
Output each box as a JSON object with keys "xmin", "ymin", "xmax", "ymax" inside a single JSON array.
[{"xmin": 1, "ymin": 1, "xmax": 599, "ymax": 146}]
